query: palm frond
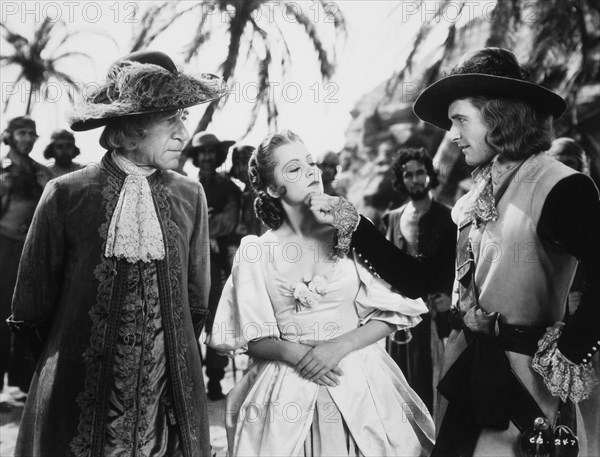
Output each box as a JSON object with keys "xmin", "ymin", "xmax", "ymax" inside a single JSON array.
[
  {"xmin": 284, "ymin": 4, "xmax": 335, "ymax": 79},
  {"xmin": 316, "ymin": 0, "xmax": 347, "ymax": 36},
  {"xmin": 387, "ymin": 0, "xmax": 453, "ymax": 96},
  {"xmin": 1, "ymin": 15, "xmax": 101, "ymax": 113},
  {"xmin": 0, "ymin": 22, "xmax": 28, "ymax": 45},
  {"xmin": 386, "ymin": 22, "xmax": 432, "ymax": 97},
  {"xmin": 272, "ymin": 21, "xmax": 292, "ymax": 76},
  {"xmin": 50, "ymin": 51, "xmax": 93, "ymax": 64},
  {"xmin": 130, "ymin": 2, "xmax": 191, "ymax": 51},
  {"xmin": 184, "ymin": 2, "xmax": 216, "ymax": 62},
  {"xmin": 31, "ymin": 17, "xmax": 55, "ymax": 52},
  {"xmin": 486, "ymin": 0, "xmax": 515, "ymax": 47},
  {"xmin": 0, "ymin": 55, "xmax": 20, "ymax": 64},
  {"xmin": 425, "ymin": 0, "xmax": 454, "ymax": 25},
  {"xmin": 242, "ymin": 44, "xmax": 272, "ymax": 137},
  {"xmin": 123, "ymin": 0, "xmax": 342, "ymax": 133}
]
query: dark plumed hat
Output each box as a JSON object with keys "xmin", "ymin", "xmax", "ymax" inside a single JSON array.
[
  {"xmin": 413, "ymin": 47, "xmax": 567, "ymax": 130},
  {"xmin": 69, "ymin": 50, "xmax": 228, "ymax": 131}
]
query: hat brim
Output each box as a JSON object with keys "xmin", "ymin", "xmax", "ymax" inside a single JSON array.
[
  {"xmin": 185, "ymin": 140, "xmax": 235, "ymax": 168},
  {"xmin": 69, "ymin": 63, "xmax": 228, "ymax": 132},
  {"xmin": 70, "ymin": 95, "xmax": 224, "ymax": 132},
  {"xmin": 413, "ymin": 74, "xmax": 567, "ymax": 131}
]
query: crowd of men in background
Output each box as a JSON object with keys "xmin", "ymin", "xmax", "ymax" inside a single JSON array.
[{"xmin": 1, "ymin": 114, "xmax": 598, "ymax": 450}]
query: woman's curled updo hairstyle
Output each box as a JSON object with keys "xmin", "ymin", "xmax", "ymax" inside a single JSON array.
[{"xmin": 249, "ymin": 130, "xmax": 303, "ymax": 229}]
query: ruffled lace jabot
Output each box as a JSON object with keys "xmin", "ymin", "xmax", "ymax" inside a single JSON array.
[
  {"xmin": 456, "ymin": 161, "xmax": 498, "ymax": 227},
  {"xmin": 105, "ymin": 152, "xmax": 165, "ymax": 263}
]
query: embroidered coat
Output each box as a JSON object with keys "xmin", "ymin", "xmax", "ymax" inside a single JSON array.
[{"xmin": 10, "ymin": 153, "xmax": 211, "ymax": 457}]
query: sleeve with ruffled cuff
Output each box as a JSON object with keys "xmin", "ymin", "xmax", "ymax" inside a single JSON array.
[
  {"xmin": 533, "ymin": 174, "xmax": 600, "ymax": 402},
  {"xmin": 352, "ymin": 251, "xmax": 427, "ymax": 330},
  {"xmin": 532, "ymin": 323, "xmax": 597, "ymax": 403},
  {"xmin": 205, "ymin": 235, "xmax": 280, "ymax": 356},
  {"xmin": 331, "ymin": 197, "xmax": 360, "ymax": 259}
]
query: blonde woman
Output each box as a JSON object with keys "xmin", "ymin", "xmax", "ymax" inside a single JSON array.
[{"xmin": 208, "ymin": 130, "xmax": 434, "ymax": 456}]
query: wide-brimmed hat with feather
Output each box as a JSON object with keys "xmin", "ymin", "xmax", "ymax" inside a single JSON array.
[
  {"xmin": 69, "ymin": 50, "xmax": 228, "ymax": 131},
  {"xmin": 413, "ymin": 47, "xmax": 567, "ymax": 131}
]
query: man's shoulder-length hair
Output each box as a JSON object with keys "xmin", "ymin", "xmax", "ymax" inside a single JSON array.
[{"xmin": 468, "ymin": 96, "xmax": 553, "ymax": 161}]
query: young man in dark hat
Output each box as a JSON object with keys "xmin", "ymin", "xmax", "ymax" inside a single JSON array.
[
  {"xmin": 0, "ymin": 116, "xmax": 52, "ymax": 399},
  {"xmin": 187, "ymin": 132, "xmax": 241, "ymax": 401},
  {"xmin": 8, "ymin": 50, "xmax": 227, "ymax": 456},
  {"xmin": 310, "ymin": 47, "xmax": 600, "ymax": 456},
  {"xmin": 43, "ymin": 129, "xmax": 84, "ymax": 177}
]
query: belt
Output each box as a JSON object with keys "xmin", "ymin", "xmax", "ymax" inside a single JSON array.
[{"xmin": 449, "ymin": 306, "xmax": 550, "ymax": 357}]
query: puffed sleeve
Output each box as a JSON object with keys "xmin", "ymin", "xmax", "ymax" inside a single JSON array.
[
  {"xmin": 8, "ymin": 179, "xmax": 65, "ymax": 358},
  {"xmin": 206, "ymin": 235, "xmax": 280, "ymax": 356},
  {"xmin": 188, "ymin": 183, "xmax": 210, "ymax": 339},
  {"xmin": 353, "ymin": 251, "xmax": 427, "ymax": 330}
]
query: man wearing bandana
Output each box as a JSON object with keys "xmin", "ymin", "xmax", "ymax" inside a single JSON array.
[{"xmin": 311, "ymin": 48, "xmax": 600, "ymax": 456}]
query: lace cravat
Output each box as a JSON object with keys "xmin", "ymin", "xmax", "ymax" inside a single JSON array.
[{"xmin": 105, "ymin": 152, "xmax": 165, "ymax": 263}]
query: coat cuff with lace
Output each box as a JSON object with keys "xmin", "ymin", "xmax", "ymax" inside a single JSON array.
[
  {"xmin": 531, "ymin": 323, "xmax": 597, "ymax": 403},
  {"xmin": 331, "ymin": 197, "xmax": 360, "ymax": 259}
]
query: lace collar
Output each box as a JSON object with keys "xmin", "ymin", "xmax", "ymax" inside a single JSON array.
[{"xmin": 104, "ymin": 151, "xmax": 165, "ymax": 263}]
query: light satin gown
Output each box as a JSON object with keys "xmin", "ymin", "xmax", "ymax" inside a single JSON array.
[{"xmin": 209, "ymin": 233, "xmax": 435, "ymax": 457}]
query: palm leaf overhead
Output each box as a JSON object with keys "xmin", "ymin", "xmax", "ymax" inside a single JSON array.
[
  {"xmin": 392, "ymin": 0, "xmax": 599, "ymax": 123},
  {"xmin": 129, "ymin": 0, "xmax": 346, "ymax": 137},
  {"xmin": 485, "ymin": 0, "xmax": 519, "ymax": 48},
  {"xmin": 525, "ymin": 0, "xmax": 599, "ymax": 113},
  {"xmin": 0, "ymin": 18, "xmax": 111, "ymax": 114},
  {"xmin": 380, "ymin": 0, "xmax": 600, "ymax": 196},
  {"xmin": 243, "ymin": 19, "xmax": 276, "ymax": 136}
]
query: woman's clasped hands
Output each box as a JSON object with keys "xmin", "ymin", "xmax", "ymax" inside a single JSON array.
[{"xmin": 292, "ymin": 339, "xmax": 349, "ymax": 387}]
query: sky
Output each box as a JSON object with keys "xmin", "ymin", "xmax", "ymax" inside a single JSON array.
[{"xmin": 0, "ymin": 1, "xmax": 448, "ymax": 170}]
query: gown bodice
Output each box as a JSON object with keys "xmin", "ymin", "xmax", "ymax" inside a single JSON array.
[
  {"xmin": 266, "ymin": 256, "xmax": 363, "ymax": 342},
  {"xmin": 208, "ymin": 234, "xmax": 435, "ymax": 457}
]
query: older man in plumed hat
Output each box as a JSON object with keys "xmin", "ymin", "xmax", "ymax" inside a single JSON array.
[
  {"xmin": 310, "ymin": 47, "xmax": 600, "ymax": 456},
  {"xmin": 8, "ymin": 50, "xmax": 227, "ymax": 456}
]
